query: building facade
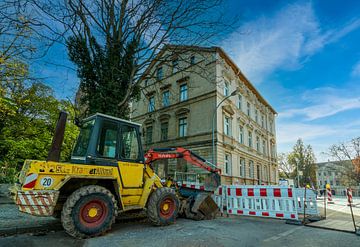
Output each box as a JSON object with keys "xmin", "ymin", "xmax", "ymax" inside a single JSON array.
[
  {"xmin": 132, "ymin": 45, "xmax": 278, "ymax": 185},
  {"xmin": 316, "ymin": 161, "xmax": 359, "ymax": 196}
]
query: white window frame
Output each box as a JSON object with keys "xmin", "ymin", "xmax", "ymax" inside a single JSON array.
[
  {"xmin": 162, "ymin": 90, "xmax": 170, "ymax": 107},
  {"xmin": 156, "ymin": 67, "xmax": 163, "ymax": 80},
  {"xmin": 224, "ymin": 116, "xmax": 231, "ymax": 136},
  {"xmin": 239, "ymin": 126, "xmax": 244, "ymax": 144},
  {"xmin": 247, "ymin": 102, "xmax": 251, "ymax": 117},
  {"xmin": 248, "ymin": 131, "xmax": 252, "ymax": 148},
  {"xmin": 239, "ymin": 158, "xmax": 245, "ymax": 177},
  {"xmin": 172, "ymin": 59, "xmax": 179, "ymax": 73},
  {"xmin": 225, "ymin": 153, "xmax": 231, "ymax": 175},
  {"xmin": 224, "ymin": 81, "xmax": 229, "ymax": 96},
  {"xmin": 179, "ymin": 117, "xmax": 187, "ymax": 137},
  {"xmin": 148, "ymin": 96, "xmax": 155, "ymax": 112},
  {"xmin": 180, "ymin": 84, "xmax": 188, "ymax": 101}
]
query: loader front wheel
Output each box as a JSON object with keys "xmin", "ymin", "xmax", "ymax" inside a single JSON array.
[
  {"xmin": 147, "ymin": 187, "xmax": 179, "ymax": 226},
  {"xmin": 61, "ymin": 185, "xmax": 118, "ymax": 238}
]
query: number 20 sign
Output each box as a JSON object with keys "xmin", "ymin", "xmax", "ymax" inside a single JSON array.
[{"xmin": 40, "ymin": 177, "xmax": 54, "ymax": 188}]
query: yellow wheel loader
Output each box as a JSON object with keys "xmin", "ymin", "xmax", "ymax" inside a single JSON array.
[{"xmin": 14, "ymin": 112, "xmax": 220, "ymax": 238}]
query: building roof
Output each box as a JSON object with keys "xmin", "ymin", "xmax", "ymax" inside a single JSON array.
[{"xmin": 143, "ymin": 44, "xmax": 277, "ymax": 114}]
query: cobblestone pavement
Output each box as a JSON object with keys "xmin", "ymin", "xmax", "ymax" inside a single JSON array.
[
  {"xmin": 1, "ymin": 215, "xmax": 359, "ymax": 247},
  {"xmin": 0, "ymin": 204, "xmax": 61, "ymax": 235}
]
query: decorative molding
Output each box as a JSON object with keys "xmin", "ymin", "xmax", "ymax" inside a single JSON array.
[
  {"xmin": 144, "ymin": 117, "xmax": 155, "ymax": 125},
  {"xmin": 222, "ymin": 104, "xmax": 235, "ymax": 115},
  {"xmin": 175, "ymin": 107, "xmax": 190, "ymax": 116},
  {"xmin": 158, "ymin": 113, "xmax": 171, "ymax": 121},
  {"xmin": 176, "ymin": 76, "xmax": 190, "ymax": 84},
  {"xmin": 145, "ymin": 90, "xmax": 156, "ymax": 97},
  {"xmin": 160, "ymin": 83, "xmax": 172, "ymax": 91}
]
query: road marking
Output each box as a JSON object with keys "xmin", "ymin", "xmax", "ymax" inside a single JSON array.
[{"xmin": 263, "ymin": 228, "xmax": 298, "ymax": 242}]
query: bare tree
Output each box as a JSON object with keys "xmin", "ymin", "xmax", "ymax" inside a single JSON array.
[
  {"xmin": 25, "ymin": 0, "xmax": 235, "ymax": 118},
  {"xmin": 277, "ymin": 153, "xmax": 295, "ymax": 179},
  {"xmin": 328, "ymin": 137, "xmax": 360, "ymax": 186}
]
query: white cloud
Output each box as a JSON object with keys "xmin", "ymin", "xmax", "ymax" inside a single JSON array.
[
  {"xmin": 222, "ymin": 2, "xmax": 360, "ymax": 84},
  {"xmin": 352, "ymin": 61, "xmax": 360, "ymax": 77},
  {"xmin": 280, "ymin": 96, "xmax": 360, "ymax": 120},
  {"xmin": 279, "ymin": 87, "xmax": 360, "ymax": 120},
  {"xmin": 276, "ymin": 122, "xmax": 334, "ymax": 144}
]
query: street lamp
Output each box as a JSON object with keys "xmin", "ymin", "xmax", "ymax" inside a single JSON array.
[{"xmin": 211, "ymin": 88, "xmax": 239, "ymax": 165}]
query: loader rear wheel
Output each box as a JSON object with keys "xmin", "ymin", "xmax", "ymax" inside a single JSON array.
[
  {"xmin": 147, "ymin": 187, "xmax": 179, "ymax": 226},
  {"xmin": 61, "ymin": 185, "xmax": 118, "ymax": 238}
]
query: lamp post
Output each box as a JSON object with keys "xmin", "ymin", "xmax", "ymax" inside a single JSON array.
[{"xmin": 212, "ymin": 88, "xmax": 239, "ymax": 165}]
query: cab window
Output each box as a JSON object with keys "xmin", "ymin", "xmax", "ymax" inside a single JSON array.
[
  {"xmin": 97, "ymin": 121, "xmax": 118, "ymax": 159},
  {"xmin": 72, "ymin": 120, "xmax": 95, "ymax": 157},
  {"xmin": 120, "ymin": 125, "xmax": 140, "ymax": 161}
]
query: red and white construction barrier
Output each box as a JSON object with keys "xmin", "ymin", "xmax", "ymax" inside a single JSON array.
[
  {"xmin": 327, "ymin": 187, "xmax": 334, "ymax": 204},
  {"xmin": 225, "ymin": 185, "xmax": 298, "ymax": 220},
  {"xmin": 294, "ymin": 188, "xmax": 319, "ymax": 216},
  {"xmin": 347, "ymin": 188, "xmax": 354, "ymax": 207},
  {"xmin": 212, "ymin": 186, "xmax": 225, "ymax": 214}
]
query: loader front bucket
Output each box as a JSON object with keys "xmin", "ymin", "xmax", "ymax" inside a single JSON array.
[{"xmin": 185, "ymin": 193, "xmax": 219, "ymax": 220}]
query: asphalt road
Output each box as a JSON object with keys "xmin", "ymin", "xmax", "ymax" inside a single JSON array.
[{"xmin": 1, "ymin": 215, "xmax": 358, "ymax": 247}]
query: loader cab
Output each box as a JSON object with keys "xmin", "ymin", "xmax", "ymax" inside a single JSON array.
[{"xmin": 71, "ymin": 113, "xmax": 144, "ymax": 165}]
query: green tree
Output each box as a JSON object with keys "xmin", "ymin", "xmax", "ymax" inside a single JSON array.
[
  {"xmin": 0, "ymin": 61, "xmax": 79, "ymax": 183},
  {"xmin": 287, "ymin": 139, "xmax": 317, "ymax": 187}
]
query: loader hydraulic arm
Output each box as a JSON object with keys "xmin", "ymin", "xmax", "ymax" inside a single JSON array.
[{"xmin": 144, "ymin": 147, "xmax": 221, "ymax": 175}]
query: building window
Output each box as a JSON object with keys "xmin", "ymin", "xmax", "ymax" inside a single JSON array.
[
  {"xmin": 224, "ymin": 116, "xmax": 231, "ymax": 136},
  {"xmin": 247, "ymin": 102, "xmax": 251, "ymax": 117},
  {"xmin": 248, "ymin": 131, "xmax": 253, "ymax": 148},
  {"xmin": 225, "ymin": 153, "xmax": 231, "ymax": 175},
  {"xmin": 255, "ymin": 110, "xmax": 258, "ymax": 123},
  {"xmin": 263, "ymin": 165, "xmax": 268, "ymax": 181},
  {"xmin": 156, "ymin": 66, "xmax": 163, "ymax": 80},
  {"xmin": 172, "ymin": 59, "xmax": 179, "ymax": 73},
  {"xmin": 179, "ymin": 117, "xmax": 187, "ymax": 137},
  {"xmin": 180, "ymin": 84, "xmax": 188, "ymax": 101},
  {"xmin": 270, "ymin": 120, "xmax": 273, "ymax": 133},
  {"xmin": 162, "ymin": 90, "xmax": 170, "ymax": 107},
  {"xmin": 190, "ymin": 55, "xmax": 195, "ymax": 65},
  {"xmin": 239, "ymin": 126, "xmax": 244, "ymax": 144},
  {"xmin": 249, "ymin": 160, "xmax": 254, "ymax": 178},
  {"xmin": 240, "ymin": 158, "xmax": 245, "ymax": 177},
  {"xmin": 145, "ymin": 126, "xmax": 153, "ymax": 144},
  {"xmin": 256, "ymin": 164, "xmax": 261, "ymax": 182},
  {"xmin": 148, "ymin": 96, "xmax": 155, "ymax": 112},
  {"xmin": 262, "ymin": 140, "xmax": 266, "ymax": 154},
  {"xmin": 160, "ymin": 122, "xmax": 168, "ymax": 141},
  {"xmin": 256, "ymin": 136, "xmax": 260, "ymax": 152},
  {"xmin": 224, "ymin": 80, "xmax": 229, "ymax": 96},
  {"xmin": 273, "ymin": 168, "xmax": 276, "ymax": 182},
  {"xmin": 261, "ymin": 115, "xmax": 264, "ymax": 128},
  {"xmin": 238, "ymin": 94, "xmax": 242, "ymax": 110}
]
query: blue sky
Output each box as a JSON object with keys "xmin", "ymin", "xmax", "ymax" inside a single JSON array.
[{"xmin": 34, "ymin": 0, "xmax": 360, "ymax": 162}]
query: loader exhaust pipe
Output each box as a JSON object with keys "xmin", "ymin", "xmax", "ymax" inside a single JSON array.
[{"xmin": 47, "ymin": 111, "xmax": 67, "ymax": 162}]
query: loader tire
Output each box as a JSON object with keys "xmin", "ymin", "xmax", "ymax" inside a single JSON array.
[
  {"xmin": 147, "ymin": 187, "xmax": 179, "ymax": 226},
  {"xmin": 61, "ymin": 185, "xmax": 118, "ymax": 238}
]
